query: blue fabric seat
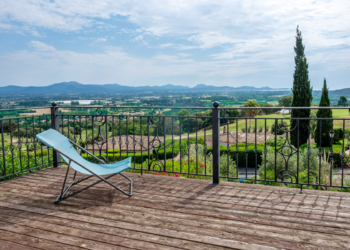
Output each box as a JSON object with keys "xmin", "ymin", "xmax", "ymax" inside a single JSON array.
[{"xmin": 36, "ymin": 129, "xmax": 133, "ymax": 203}]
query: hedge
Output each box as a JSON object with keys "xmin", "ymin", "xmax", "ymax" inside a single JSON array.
[
  {"xmin": 81, "ymin": 152, "xmax": 154, "ymax": 164},
  {"xmin": 155, "ymin": 140, "xmax": 186, "ymax": 160},
  {"xmin": 106, "ymin": 149, "xmax": 121, "ymax": 154},
  {"xmin": 207, "ymin": 145, "xmax": 264, "ymax": 168}
]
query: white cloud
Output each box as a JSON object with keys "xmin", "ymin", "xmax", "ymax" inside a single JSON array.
[
  {"xmin": 95, "ymin": 38, "xmax": 107, "ymax": 43},
  {"xmin": 29, "ymin": 41, "xmax": 56, "ymax": 51},
  {"xmin": 187, "ymin": 32, "xmax": 234, "ymax": 49},
  {"xmin": 0, "ymin": 1, "xmax": 349, "ymax": 88},
  {"xmin": 1, "ymin": 1, "xmax": 350, "ymax": 54},
  {"xmin": 0, "ymin": 42, "xmax": 280, "ymax": 86},
  {"xmin": 159, "ymin": 43, "xmax": 174, "ymax": 48},
  {"xmin": 131, "ymin": 35, "xmax": 143, "ymax": 42}
]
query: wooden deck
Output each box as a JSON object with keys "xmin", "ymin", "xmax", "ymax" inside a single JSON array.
[{"xmin": 1, "ymin": 168, "xmax": 350, "ymax": 250}]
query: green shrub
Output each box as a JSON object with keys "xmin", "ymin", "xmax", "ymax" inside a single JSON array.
[
  {"xmin": 207, "ymin": 145, "xmax": 264, "ymax": 168},
  {"xmin": 266, "ymin": 136, "xmax": 286, "ymax": 147},
  {"xmin": 333, "ymin": 128, "xmax": 343, "ymax": 144},
  {"xmin": 258, "ymin": 145, "xmax": 330, "ymax": 184},
  {"xmin": 0, "ymin": 148, "xmax": 54, "ymax": 181},
  {"xmin": 235, "ymin": 142, "xmax": 265, "ymax": 147},
  {"xmin": 81, "ymin": 152, "xmax": 154, "ymax": 164},
  {"xmin": 271, "ymin": 122, "xmax": 286, "ymax": 135},
  {"xmin": 299, "ymin": 142, "xmax": 343, "ymax": 167},
  {"xmin": 107, "ymin": 149, "xmax": 121, "ymax": 154}
]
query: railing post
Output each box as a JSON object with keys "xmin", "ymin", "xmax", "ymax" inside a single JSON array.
[
  {"xmin": 51, "ymin": 102, "xmax": 60, "ymax": 168},
  {"xmin": 211, "ymin": 101, "xmax": 220, "ymax": 185}
]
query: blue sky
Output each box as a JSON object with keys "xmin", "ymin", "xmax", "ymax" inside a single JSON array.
[{"xmin": 0, "ymin": 0, "xmax": 349, "ymax": 89}]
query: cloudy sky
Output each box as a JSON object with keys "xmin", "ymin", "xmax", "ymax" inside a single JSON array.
[{"xmin": 0, "ymin": 0, "xmax": 349, "ymax": 89}]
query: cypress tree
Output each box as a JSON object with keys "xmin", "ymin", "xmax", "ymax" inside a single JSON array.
[
  {"xmin": 315, "ymin": 79, "xmax": 332, "ymax": 147},
  {"xmin": 290, "ymin": 26, "xmax": 313, "ymax": 147}
]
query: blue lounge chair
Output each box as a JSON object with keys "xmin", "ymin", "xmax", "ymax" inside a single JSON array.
[{"xmin": 36, "ymin": 129, "xmax": 132, "ymax": 203}]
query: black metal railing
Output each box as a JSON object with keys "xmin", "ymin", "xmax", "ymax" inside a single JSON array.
[{"xmin": 1, "ymin": 102, "xmax": 350, "ymax": 192}]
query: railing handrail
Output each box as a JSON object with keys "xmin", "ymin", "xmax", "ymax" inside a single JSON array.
[
  {"xmin": 0, "ymin": 106, "xmax": 54, "ymax": 112},
  {"xmin": 1, "ymin": 105, "xmax": 349, "ymax": 112}
]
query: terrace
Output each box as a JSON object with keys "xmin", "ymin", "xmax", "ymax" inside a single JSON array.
[{"xmin": 1, "ymin": 103, "xmax": 350, "ymax": 249}]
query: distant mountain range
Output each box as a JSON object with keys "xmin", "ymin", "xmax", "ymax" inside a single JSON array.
[
  {"xmin": 0, "ymin": 81, "xmax": 291, "ymax": 95},
  {"xmin": 332, "ymin": 88, "xmax": 350, "ymax": 96}
]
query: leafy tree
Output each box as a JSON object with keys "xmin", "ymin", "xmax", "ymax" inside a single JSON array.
[
  {"xmin": 290, "ymin": 26, "xmax": 313, "ymax": 147},
  {"xmin": 338, "ymin": 96, "xmax": 348, "ymax": 107},
  {"xmin": 2, "ymin": 121, "xmax": 17, "ymax": 133},
  {"xmin": 220, "ymin": 108, "xmax": 239, "ymax": 124},
  {"xmin": 278, "ymin": 94, "xmax": 293, "ymax": 107},
  {"xmin": 260, "ymin": 103, "xmax": 275, "ymax": 115},
  {"xmin": 177, "ymin": 109, "xmax": 191, "ymax": 117},
  {"xmin": 242, "ymin": 100, "xmax": 260, "ymax": 131},
  {"xmin": 315, "ymin": 79, "xmax": 332, "ymax": 147},
  {"xmin": 182, "ymin": 118, "xmax": 204, "ymax": 133},
  {"xmin": 74, "ymin": 125, "xmax": 81, "ymax": 134}
]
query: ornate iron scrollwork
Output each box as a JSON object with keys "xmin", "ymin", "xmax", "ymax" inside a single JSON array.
[
  {"xmin": 91, "ymin": 108, "xmax": 108, "ymax": 163},
  {"xmin": 275, "ymin": 119, "xmax": 298, "ymax": 184},
  {"xmin": 150, "ymin": 108, "xmax": 162, "ymax": 128},
  {"xmin": 276, "ymin": 169, "xmax": 297, "ymax": 184},
  {"xmin": 148, "ymin": 109, "xmax": 166, "ymax": 171}
]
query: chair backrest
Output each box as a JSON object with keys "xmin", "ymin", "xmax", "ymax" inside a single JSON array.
[{"xmin": 36, "ymin": 129, "xmax": 96, "ymax": 175}]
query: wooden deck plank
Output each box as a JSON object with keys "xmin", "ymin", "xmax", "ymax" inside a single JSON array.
[
  {"xmin": 8, "ymin": 173, "xmax": 350, "ymax": 217},
  {"xmin": 4, "ymin": 176, "xmax": 350, "ymax": 224},
  {"xmin": 0, "ymin": 204, "xmax": 256, "ymax": 250},
  {"xmin": 0, "ymin": 199, "xmax": 297, "ymax": 250},
  {"xmin": 0, "ymin": 229, "xmax": 83, "ymax": 250},
  {"xmin": 23, "ymin": 171, "xmax": 350, "ymax": 210},
  {"xmin": 1, "ymin": 192, "xmax": 350, "ymax": 249},
  {"xmin": 0, "ymin": 214, "xmax": 184, "ymax": 250},
  {"xmin": 32, "ymin": 167, "xmax": 350, "ymax": 198},
  {"xmin": 3, "ymin": 176, "xmax": 350, "ymax": 230},
  {"xmin": 2, "ymin": 180, "xmax": 350, "ymax": 238},
  {"xmin": 0, "ymin": 188, "xmax": 348, "ymax": 248},
  {"xmin": 21, "ymin": 170, "xmax": 350, "ymax": 210},
  {"xmin": 1, "ymin": 167, "xmax": 350, "ymax": 249},
  {"xmin": 0, "ymin": 222, "xmax": 133, "ymax": 250},
  {"xmin": 0, "ymin": 239, "xmax": 39, "ymax": 250},
  {"xmin": 0, "ymin": 206, "xmax": 232, "ymax": 250}
]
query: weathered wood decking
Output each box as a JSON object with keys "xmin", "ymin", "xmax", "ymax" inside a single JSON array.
[{"xmin": 1, "ymin": 167, "xmax": 350, "ymax": 249}]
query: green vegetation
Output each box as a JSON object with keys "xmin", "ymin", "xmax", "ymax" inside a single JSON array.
[
  {"xmin": 0, "ymin": 147, "xmax": 53, "ymax": 181},
  {"xmin": 338, "ymin": 96, "xmax": 348, "ymax": 107},
  {"xmin": 291, "ymin": 26, "xmax": 313, "ymax": 147},
  {"xmin": 278, "ymin": 94, "xmax": 293, "ymax": 107},
  {"xmin": 242, "ymin": 100, "xmax": 260, "ymax": 132},
  {"xmin": 315, "ymin": 79, "xmax": 332, "ymax": 147}
]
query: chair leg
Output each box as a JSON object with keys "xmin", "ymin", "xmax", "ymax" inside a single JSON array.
[
  {"xmin": 54, "ymin": 172, "xmax": 133, "ymax": 203},
  {"xmin": 55, "ymin": 161, "xmax": 71, "ymax": 203},
  {"xmin": 118, "ymin": 173, "xmax": 133, "ymax": 196}
]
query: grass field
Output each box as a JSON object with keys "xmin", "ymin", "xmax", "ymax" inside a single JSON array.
[
  {"xmin": 267, "ymin": 101, "xmax": 279, "ymax": 105},
  {"xmin": 19, "ymin": 108, "xmax": 51, "ymax": 116},
  {"xmin": 172, "ymin": 109, "xmax": 350, "ymax": 139}
]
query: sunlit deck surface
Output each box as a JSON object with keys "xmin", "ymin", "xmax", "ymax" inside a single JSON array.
[{"xmin": 1, "ymin": 167, "xmax": 350, "ymax": 250}]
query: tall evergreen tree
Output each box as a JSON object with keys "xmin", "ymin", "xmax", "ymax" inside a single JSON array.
[
  {"xmin": 290, "ymin": 26, "xmax": 313, "ymax": 147},
  {"xmin": 315, "ymin": 79, "xmax": 332, "ymax": 147}
]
